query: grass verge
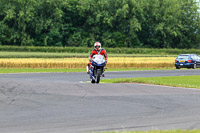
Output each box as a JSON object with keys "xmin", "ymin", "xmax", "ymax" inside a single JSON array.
[
  {"xmin": 0, "ymin": 68, "xmax": 175, "ymax": 73},
  {"xmin": 0, "ymin": 68, "xmax": 86, "ymax": 73},
  {"xmin": 101, "ymin": 130, "xmax": 200, "ymax": 133},
  {"xmin": 0, "ymin": 51, "xmax": 177, "ymax": 58},
  {"xmin": 102, "ymin": 75, "xmax": 200, "ymax": 89}
]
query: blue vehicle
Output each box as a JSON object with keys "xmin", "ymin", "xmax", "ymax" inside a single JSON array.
[{"xmin": 175, "ymin": 54, "xmax": 200, "ymax": 69}]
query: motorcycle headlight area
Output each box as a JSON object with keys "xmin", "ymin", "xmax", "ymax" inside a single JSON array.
[
  {"xmin": 92, "ymin": 61, "xmax": 97, "ymax": 65},
  {"xmin": 98, "ymin": 60, "xmax": 105, "ymax": 64}
]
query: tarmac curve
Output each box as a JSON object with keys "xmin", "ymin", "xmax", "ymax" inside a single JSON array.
[{"xmin": 0, "ymin": 69, "xmax": 200, "ymax": 133}]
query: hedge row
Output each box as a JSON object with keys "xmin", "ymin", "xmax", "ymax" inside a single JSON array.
[{"xmin": 0, "ymin": 46, "xmax": 200, "ymax": 55}]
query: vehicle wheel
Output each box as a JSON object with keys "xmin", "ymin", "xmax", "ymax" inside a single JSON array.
[
  {"xmin": 96, "ymin": 74, "xmax": 100, "ymax": 84},
  {"xmin": 176, "ymin": 66, "xmax": 180, "ymax": 69},
  {"xmin": 193, "ymin": 63, "xmax": 197, "ymax": 69},
  {"xmin": 91, "ymin": 79, "xmax": 95, "ymax": 84},
  {"xmin": 96, "ymin": 69, "xmax": 101, "ymax": 84}
]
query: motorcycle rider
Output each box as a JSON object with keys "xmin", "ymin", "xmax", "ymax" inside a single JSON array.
[{"xmin": 87, "ymin": 42, "xmax": 108, "ymax": 80}]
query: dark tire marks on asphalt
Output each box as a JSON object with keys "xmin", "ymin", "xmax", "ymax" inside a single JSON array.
[{"xmin": 0, "ymin": 70, "xmax": 200, "ymax": 133}]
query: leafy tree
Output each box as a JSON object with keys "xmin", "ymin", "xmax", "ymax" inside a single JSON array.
[{"xmin": 0, "ymin": 0, "xmax": 199, "ymax": 48}]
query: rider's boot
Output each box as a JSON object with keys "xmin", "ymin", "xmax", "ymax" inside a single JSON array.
[
  {"xmin": 102, "ymin": 67, "xmax": 105, "ymax": 77},
  {"xmin": 86, "ymin": 65, "xmax": 89, "ymax": 74}
]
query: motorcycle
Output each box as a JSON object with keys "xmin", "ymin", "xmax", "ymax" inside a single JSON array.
[{"xmin": 89, "ymin": 55, "xmax": 106, "ymax": 84}]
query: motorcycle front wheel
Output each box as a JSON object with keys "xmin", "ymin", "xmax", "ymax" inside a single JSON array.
[
  {"xmin": 91, "ymin": 79, "xmax": 95, "ymax": 83},
  {"xmin": 96, "ymin": 69, "xmax": 101, "ymax": 84},
  {"xmin": 96, "ymin": 74, "xmax": 100, "ymax": 83}
]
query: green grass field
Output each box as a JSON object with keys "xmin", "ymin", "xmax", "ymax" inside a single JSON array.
[
  {"xmin": 101, "ymin": 130, "xmax": 200, "ymax": 133},
  {"xmin": 102, "ymin": 75, "xmax": 200, "ymax": 89}
]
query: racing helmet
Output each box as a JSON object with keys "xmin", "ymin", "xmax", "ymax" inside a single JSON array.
[{"xmin": 94, "ymin": 42, "xmax": 101, "ymax": 51}]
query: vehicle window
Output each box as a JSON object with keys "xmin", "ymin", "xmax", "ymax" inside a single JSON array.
[
  {"xmin": 193, "ymin": 55, "xmax": 197, "ymax": 60},
  {"xmin": 195, "ymin": 56, "xmax": 198, "ymax": 60},
  {"xmin": 177, "ymin": 55, "xmax": 189, "ymax": 60},
  {"xmin": 191, "ymin": 56, "xmax": 195, "ymax": 60}
]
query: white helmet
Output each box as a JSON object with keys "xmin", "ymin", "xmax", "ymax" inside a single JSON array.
[{"xmin": 94, "ymin": 42, "xmax": 101, "ymax": 50}]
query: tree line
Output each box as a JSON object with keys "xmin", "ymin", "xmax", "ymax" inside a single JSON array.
[{"xmin": 0, "ymin": 0, "xmax": 200, "ymax": 48}]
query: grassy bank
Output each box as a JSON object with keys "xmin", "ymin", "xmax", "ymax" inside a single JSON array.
[
  {"xmin": 102, "ymin": 75, "xmax": 200, "ymax": 89},
  {"xmin": 0, "ymin": 68, "xmax": 175, "ymax": 73},
  {"xmin": 0, "ymin": 51, "xmax": 177, "ymax": 58},
  {"xmin": 0, "ymin": 68, "xmax": 86, "ymax": 73},
  {"xmin": 102, "ymin": 130, "xmax": 200, "ymax": 133},
  {"xmin": 0, "ymin": 51, "xmax": 89, "ymax": 58}
]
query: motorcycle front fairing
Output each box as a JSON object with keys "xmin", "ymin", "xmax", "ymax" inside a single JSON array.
[
  {"xmin": 92, "ymin": 60, "xmax": 106, "ymax": 67},
  {"xmin": 92, "ymin": 55, "xmax": 106, "ymax": 67},
  {"xmin": 92, "ymin": 55, "xmax": 106, "ymax": 75}
]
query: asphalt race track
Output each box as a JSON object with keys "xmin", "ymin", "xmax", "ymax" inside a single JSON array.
[{"xmin": 0, "ymin": 69, "xmax": 200, "ymax": 133}]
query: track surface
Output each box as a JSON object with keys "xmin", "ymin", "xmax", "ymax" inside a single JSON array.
[{"xmin": 0, "ymin": 70, "xmax": 200, "ymax": 133}]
